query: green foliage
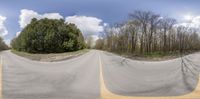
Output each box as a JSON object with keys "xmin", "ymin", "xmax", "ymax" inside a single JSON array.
[
  {"xmin": 11, "ymin": 18, "xmax": 85, "ymax": 53},
  {"xmin": 0, "ymin": 37, "xmax": 8, "ymax": 51}
]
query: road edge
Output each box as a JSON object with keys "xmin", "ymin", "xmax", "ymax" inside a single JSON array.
[{"xmin": 99, "ymin": 51, "xmax": 200, "ymax": 99}]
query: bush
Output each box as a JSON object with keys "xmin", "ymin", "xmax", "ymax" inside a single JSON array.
[
  {"xmin": 11, "ymin": 18, "xmax": 85, "ymax": 53},
  {"xmin": 0, "ymin": 37, "xmax": 8, "ymax": 51}
]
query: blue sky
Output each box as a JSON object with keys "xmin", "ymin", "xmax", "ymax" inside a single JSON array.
[{"xmin": 1, "ymin": 0, "xmax": 200, "ymax": 44}]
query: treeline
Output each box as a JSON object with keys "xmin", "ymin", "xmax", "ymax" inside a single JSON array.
[
  {"xmin": 11, "ymin": 18, "xmax": 85, "ymax": 53},
  {"xmin": 95, "ymin": 11, "xmax": 200, "ymax": 55},
  {"xmin": 0, "ymin": 37, "xmax": 9, "ymax": 51}
]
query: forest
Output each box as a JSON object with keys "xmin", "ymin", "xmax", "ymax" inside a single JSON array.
[{"xmin": 95, "ymin": 10, "xmax": 200, "ymax": 56}]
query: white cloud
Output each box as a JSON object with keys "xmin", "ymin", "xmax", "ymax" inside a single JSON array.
[
  {"xmin": 43, "ymin": 13, "xmax": 63, "ymax": 19},
  {"xmin": 103, "ymin": 23, "xmax": 108, "ymax": 27},
  {"xmin": 178, "ymin": 15, "xmax": 200, "ymax": 28},
  {"xmin": 19, "ymin": 9, "xmax": 63, "ymax": 28},
  {"xmin": 65, "ymin": 15, "xmax": 104, "ymax": 37},
  {"xmin": 16, "ymin": 31, "xmax": 21, "ymax": 37},
  {"xmin": 0, "ymin": 15, "xmax": 8, "ymax": 37}
]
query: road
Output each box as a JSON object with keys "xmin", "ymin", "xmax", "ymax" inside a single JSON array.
[{"xmin": 0, "ymin": 50, "xmax": 200, "ymax": 99}]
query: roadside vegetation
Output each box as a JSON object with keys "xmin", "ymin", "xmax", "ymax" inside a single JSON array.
[
  {"xmin": 95, "ymin": 10, "xmax": 200, "ymax": 60},
  {"xmin": 11, "ymin": 49, "xmax": 89, "ymax": 62},
  {"xmin": 0, "ymin": 37, "xmax": 9, "ymax": 51},
  {"xmin": 11, "ymin": 18, "xmax": 86, "ymax": 53}
]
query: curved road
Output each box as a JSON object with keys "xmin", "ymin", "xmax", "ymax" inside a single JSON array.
[{"xmin": 0, "ymin": 50, "xmax": 200, "ymax": 99}]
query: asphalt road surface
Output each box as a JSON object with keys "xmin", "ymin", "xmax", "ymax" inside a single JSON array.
[{"xmin": 0, "ymin": 50, "xmax": 200, "ymax": 99}]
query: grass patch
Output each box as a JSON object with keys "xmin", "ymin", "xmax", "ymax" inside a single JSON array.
[
  {"xmin": 143, "ymin": 51, "xmax": 179, "ymax": 57},
  {"xmin": 107, "ymin": 50, "xmax": 188, "ymax": 61},
  {"xmin": 11, "ymin": 49, "xmax": 89, "ymax": 62}
]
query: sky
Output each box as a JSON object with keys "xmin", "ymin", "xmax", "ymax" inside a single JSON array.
[{"xmin": 1, "ymin": 0, "xmax": 200, "ymax": 45}]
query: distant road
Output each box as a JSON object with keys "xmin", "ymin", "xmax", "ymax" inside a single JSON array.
[{"xmin": 0, "ymin": 50, "xmax": 200, "ymax": 99}]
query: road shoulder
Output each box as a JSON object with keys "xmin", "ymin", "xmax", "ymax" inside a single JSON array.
[{"xmin": 11, "ymin": 49, "xmax": 89, "ymax": 62}]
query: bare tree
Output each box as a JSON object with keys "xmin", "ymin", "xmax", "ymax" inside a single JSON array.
[
  {"xmin": 96, "ymin": 10, "xmax": 200, "ymax": 57},
  {"xmin": 160, "ymin": 18, "xmax": 176, "ymax": 52}
]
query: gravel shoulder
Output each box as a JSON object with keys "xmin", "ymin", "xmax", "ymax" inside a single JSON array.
[{"xmin": 11, "ymin": 49, "xmax": 89, "ymax": 62}]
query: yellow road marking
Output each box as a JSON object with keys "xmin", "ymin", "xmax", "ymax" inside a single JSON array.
[{"xmin": 99, "ymin": 55, "xmax": 200, "ymax": 99}]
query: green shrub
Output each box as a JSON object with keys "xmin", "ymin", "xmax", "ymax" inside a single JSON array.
[{"xmin": 11, "ymin": 18, "xmax": 85, "ymax": 53}]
